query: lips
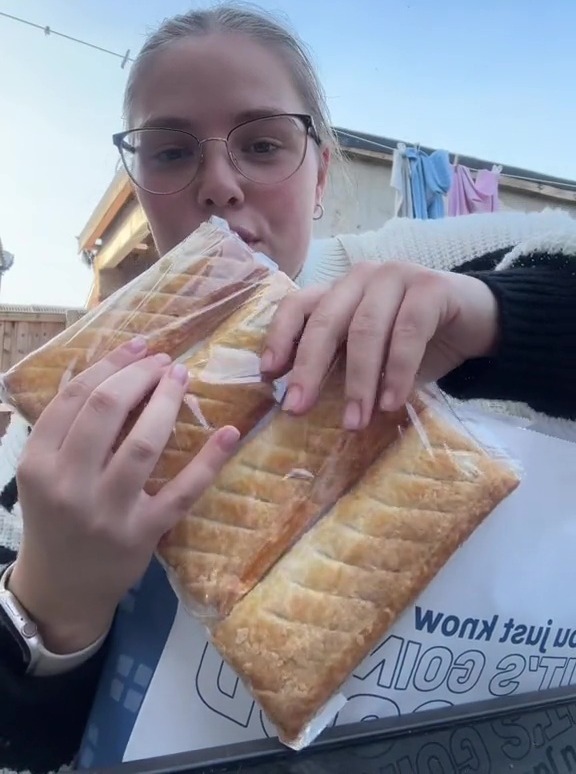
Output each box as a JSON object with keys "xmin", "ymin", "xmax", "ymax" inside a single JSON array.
[{"xmin": 230, "ymin": 225, "xmax": 259, "ymax": 247}]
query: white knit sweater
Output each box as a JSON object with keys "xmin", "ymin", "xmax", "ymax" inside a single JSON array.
[{"xmin": 298, "ymin": 208, "xmax": 575, "ymax": 284}]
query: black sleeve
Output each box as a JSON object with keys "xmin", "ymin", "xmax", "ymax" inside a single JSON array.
[
  {"xmin": 0, "ymin": 634, "xmax": 109, "ymax": 774},
  {"xmin": 439, "ymin": 264, "xmax": 576, "ymax": 420}
]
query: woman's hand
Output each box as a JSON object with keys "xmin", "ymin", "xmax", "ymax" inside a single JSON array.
[
  {"xmin": 261, "ymin": 261, "xmax": 499, "ymax": 428},
  {"xmin": 9, "ymin": 338, "xmax": 239, "ymax": 653}
]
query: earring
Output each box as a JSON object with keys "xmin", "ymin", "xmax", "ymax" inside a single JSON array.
[{"xmin": 313, "ymin": 202, "xmax": 325, "ymax": 221}]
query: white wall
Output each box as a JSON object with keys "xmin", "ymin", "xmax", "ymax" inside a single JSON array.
[{"xmin": 313, "ymin": 155, "xmax": 576, "ymax": 241}]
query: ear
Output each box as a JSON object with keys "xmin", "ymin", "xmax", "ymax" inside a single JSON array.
[{"xmin": 315, "ymin": 146, "xmax": 331, "ymax": 203}]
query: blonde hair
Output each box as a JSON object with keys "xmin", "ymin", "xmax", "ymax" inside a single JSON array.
[{"xmin": 123, "ymin": 1, "xmax": 338, "ymax": 157}]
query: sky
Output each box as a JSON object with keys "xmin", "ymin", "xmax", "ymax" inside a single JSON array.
[{"xmin": 1, "ymin": 0, "xmax": 575, "ymax": 307}]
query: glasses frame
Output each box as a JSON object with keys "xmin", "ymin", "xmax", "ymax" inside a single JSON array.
[{"xmin": 112, "ymin": 113, "xmax": 321, "ymax": 195}]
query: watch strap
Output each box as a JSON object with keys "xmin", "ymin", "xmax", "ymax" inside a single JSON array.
[{"xmin": 0, "ymin": 562, "xmax": 108, "ymax": 677}]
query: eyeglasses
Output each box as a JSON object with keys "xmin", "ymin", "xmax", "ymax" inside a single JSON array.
[{"xmin": 112, "ymin": 113, "xmax": 320, "ymax": 195}]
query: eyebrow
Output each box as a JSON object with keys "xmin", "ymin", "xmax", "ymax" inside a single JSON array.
[
  {"xmin": 138, "ymin": 107, "xmax": 291, "ymax": 132},
  {"xmin": 234, "ymin": 107, "xmax": 290, "ymax": 123},
  {"xmin": 139, "ymin": 116, "xmax": 195, "ymax": 131}
]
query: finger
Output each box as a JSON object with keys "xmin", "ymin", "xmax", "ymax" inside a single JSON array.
[
  {"xmin": 283, "ymin": 277, "xmax": 366, "ymax": 414},
  {"xmin": 260, "ymin": 286, "xmax": 326, "ymax": 376},
  {"xmin": 60, "ymin": 353, "xmax": 173, "ymax": 475},
  {"xmin": 343, "ymin": 275, "xmax": 406, "ymax": 429},
  {"xmin": 380, "ymin": 283, "xmax": 445, "ymax": 411},
  {"xmin": 149, "ymin": 425, "xmax": 240, "ymax": 533},
  {"xmin": 30, "ymin": 337, "xmax": 150, "ymax": 452},
  {"xmin": 104, "ymin": 362, "xmax": 191, "ymax": 501}
]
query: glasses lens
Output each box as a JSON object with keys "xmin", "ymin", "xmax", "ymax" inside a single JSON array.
[
  {"xmin": 119, "ymin": 129, "xmax": 200, "ymax": 194},
  {"xmin": 228, "ymin": 116, "xmax": 308, "ymax": 183}
]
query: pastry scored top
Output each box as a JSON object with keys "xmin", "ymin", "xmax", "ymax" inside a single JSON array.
[
  {"xmin": 158, "ymin": 367, "xmax": 422, "ymax": 616},
  {"xmin": 1, "ymin": 222, "xmax": 298, "ymax": 493},
  {"xmin": 211, "ymin": 408, "xmax": 520, "ymax": 747},
  {"xmin": 1, "ymin": 221, "xmax": 275, "ymax": 426}
]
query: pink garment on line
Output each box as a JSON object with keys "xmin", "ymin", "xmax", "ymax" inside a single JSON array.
[{"xmin": 448, "ymin": 164, "xmax": 500, "ymax": 216}]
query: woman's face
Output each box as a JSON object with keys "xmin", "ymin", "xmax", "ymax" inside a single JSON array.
[{"xmin": 128, "ymin": 32, "xmax": 330, "ymax": 278}]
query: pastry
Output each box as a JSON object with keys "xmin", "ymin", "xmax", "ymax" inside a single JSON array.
[
  {"xmin": 158, "ymin": 366, "xmax": 422, "ymax": 614},
  {"xmin": 143, "ymin": 270, "xmax": 295, "ymax": 493},
  {"xmin": 1, "ymin": 221, "xmax": 272, "ymax": 425},
  {"xmin": 211, "ymin": 408, "xmax": 520, "ymax": 747}
]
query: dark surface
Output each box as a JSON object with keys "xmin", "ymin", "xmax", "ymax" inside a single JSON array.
[{"xmin": 83, "ymin": 684, "xmax": 576, "ymax": 773}]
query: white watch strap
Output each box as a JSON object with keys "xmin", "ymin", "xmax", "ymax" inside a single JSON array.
[{"xmin": 0, "ymin": 562, "xmax": 108, "ymax": 676}]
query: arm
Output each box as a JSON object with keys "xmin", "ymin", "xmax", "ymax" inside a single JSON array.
[
  {"xmin": 0, "ymin": 630, "xmax": 109, "ymax": 773},
  {"xmin": 265, "ymin": 255, "xmax": 576, "ymax": 429},
  {"xmin": 439, "ymin": 265, "xmax": 576, "ymax": 420},
  {"xmin": 0, "ymin": 340, "xmax": 238, "ymax": 774}
]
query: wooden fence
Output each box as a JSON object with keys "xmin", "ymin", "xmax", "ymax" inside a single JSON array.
[{"xmin": 0, "ymin": 305, "xmax": 86, "ymax": 373}]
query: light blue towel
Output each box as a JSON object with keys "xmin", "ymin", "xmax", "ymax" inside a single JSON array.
[{"xmin": 405, "ymin": 147, "xmax": 453, "ymax": 219}]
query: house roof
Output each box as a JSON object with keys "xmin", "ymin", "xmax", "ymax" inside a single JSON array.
[
  {"xmin": 0, "ymin": 303, "xmax": 85, "ymax": 315},
  {"xmin": 334, "ymin": 127, "xmax": 576, "ymax": 192}
]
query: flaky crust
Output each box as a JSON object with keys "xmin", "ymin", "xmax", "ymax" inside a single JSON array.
[
  {"xmin": 211, "ymin": 409, "xmax": 520, "ymax": 746},
  {"xmin": 158, "ymin": 369, "xmax": 421, "ymax": 615},
  {"xmin": 2, "ymin": 222, "xmax": 271, "ymax": 425},
  {"xmin": 142, "ymin": 271, "xmax": 295, "ymax": 493}
]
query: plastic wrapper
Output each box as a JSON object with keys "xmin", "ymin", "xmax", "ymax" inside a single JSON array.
[
  {"xmin": 0, "ymin": 219, "xmax": 295, "ymax": 492},
  {"xmin": 0, "ymin": 218, "xmax": 522, "ymax": 751},
  {"xmin": 204, "ymin": 387, "xmax": 521, "ymax": 749},
  {"xmin": 0, "ymin": 218, "xmax": 283, "ymax": 427}
]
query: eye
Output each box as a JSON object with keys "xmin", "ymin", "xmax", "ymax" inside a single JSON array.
[
  {"xmin": 153, "ymin": 145, "xmax": 196, "ymax": 164},
  {"xmin": 245, "ymin": 138, "xmax": 281, "ymax": 155}
]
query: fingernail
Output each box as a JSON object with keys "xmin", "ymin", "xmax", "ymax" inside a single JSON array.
[
  {"xmin": 260, "ymin": 348, "xmax": 274, "ymax": 372},
  {"xmin": 127, "ymin": 336, "xmax": 147, "ymax": 353},
  {"xmin": 380, "ymin": 389, "xmax": 395, "ymax": 411},
  {"xmin": 219, "ymin": 426, "xmax": 240, "ymax": 452},
  {"xmin": 154, "ymin": 352, "xmax": 172, "ymax": 366},
  {"xmin": 170, "ymin": 362, "xmax": 189, "ymax": 384},
  {"xmin": 282, "ymin": 385, "xmax": 302, "ymax": 413},
  {"xmin": 343, "ymin": 400, "xmax": 362, "ymax": 430}
]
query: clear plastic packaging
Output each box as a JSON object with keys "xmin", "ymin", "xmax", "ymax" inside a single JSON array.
[
  {"xmin": 0, "ymin": 218, "xmax": 286, "ymax": 429},
  {"xmin": 0, "ymin": 218, "xmax": 522, "ymax": 751},
  {"xmin": 207, "ymin": 387, "xmax": 521, "ymax": 749}
]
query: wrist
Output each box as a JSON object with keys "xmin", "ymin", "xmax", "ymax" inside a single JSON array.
[
  {"xmin": 455, "ymin": 274, "xmax": 501, "ymax": 360},
  {"xmin": 8, "ymin": 558, "xmax": 115, "ymax": 654}
]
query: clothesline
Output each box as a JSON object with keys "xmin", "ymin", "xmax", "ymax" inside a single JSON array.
[{"xmin": 337, "ymin": 130, "xmax": 576, "ymax": 192}]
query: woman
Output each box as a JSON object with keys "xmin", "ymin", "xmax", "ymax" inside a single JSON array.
[{"xmin": 1, "ymin": 4, "xmax": 575, "ymax": 773}]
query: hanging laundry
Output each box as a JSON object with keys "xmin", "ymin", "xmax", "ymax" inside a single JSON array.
[
  {"xmin": 448, "ymin": 164, "xmax": 501, "ymax": 216},
  {"xmin": 390, "ymin": 142, "xmax": 414, "ymax": 217},
  {"xmin": 404, "ymin": 147, "xmax": 453, "ymax": 219}
]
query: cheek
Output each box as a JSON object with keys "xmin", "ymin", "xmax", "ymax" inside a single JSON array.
[
  {"xmin": 137, "ymin": 191, "xmax": 204, "ymax": 256},
  {"xmin": 259, "ymin": 176, "xmax": 316, "ymax": 278}
]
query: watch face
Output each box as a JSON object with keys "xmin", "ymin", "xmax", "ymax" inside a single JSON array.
[{"xmin": 0, "ymin": 602, "xmax": 31, "ymax": 674}]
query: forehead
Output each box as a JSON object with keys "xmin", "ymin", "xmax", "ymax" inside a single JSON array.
[{"xmin": 129, "ymin": 32, "xmax": 306, "ymax": 131}]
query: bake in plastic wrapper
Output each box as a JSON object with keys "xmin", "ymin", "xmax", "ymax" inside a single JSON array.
[
  {"xmin": 199, "ymin": 385, "xmax": 521, "ymax": 749},
  {"xmin": 0, "ymin": 217, "xmax": 523, "ymax": 751},
  {"xmin": 0, "ymin": 218, "xmax": 295, "ymax": 491}
]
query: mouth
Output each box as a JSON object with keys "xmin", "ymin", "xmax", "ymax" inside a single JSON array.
[{"xmin": 231, "ymin": 226, "xmax": 260, "ymax": 249}]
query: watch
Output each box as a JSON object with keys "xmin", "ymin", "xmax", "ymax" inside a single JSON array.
[{"xmin": 0, "ymin": 562, "xmax": 107, "ymax": 677}]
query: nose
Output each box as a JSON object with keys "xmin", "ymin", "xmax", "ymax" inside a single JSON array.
[{"xmin": 195, "ymin": 139, "xmax": 245, "ymax": 210}]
